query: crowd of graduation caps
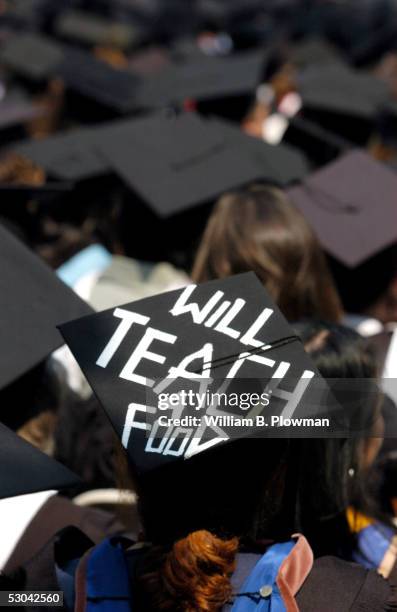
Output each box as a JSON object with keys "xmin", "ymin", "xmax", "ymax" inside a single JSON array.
[{"xmin": 2, "ymin": 0, "xmax": 397, "ymax": 609}]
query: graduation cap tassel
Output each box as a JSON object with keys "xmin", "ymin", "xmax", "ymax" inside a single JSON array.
[
  {"xmin": 195, "ymin": 334, "xmax": 302, "ymax": 373},
  {"xmin": 300, "ymin": 182, "xmax": 360, "ymax": 215}
]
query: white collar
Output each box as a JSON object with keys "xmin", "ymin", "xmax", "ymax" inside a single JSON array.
[
  {"xmin": 382, "ymin": 330, "xmax": 397, "ymax": 404},
  {"xmin": 0, "ymin": 489, "xmax": 56, "ymax": 570}
]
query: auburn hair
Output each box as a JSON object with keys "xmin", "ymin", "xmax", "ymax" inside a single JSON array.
[
  {"xmin": 139, "ymin": 530, "xmax": 239, "ymax": 611},
  {"xmin": 192, "ymin": 184, "xmax": 343, "ymax": 322}
]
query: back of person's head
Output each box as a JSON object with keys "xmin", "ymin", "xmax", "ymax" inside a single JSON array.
[
  {"xmin": 294, "ymin": 320, "xmax": 389, "ymax": 529},
  {"xmin": 137, "ymin": 438, "xmax": 291, "ymax": 546},
  {"xmin": 329, "ymin": 246, "xmax": 397, "ymax": 324},
  {"xmin": 133, "ymin": 438, "xmax": 296, "ymax": 611},
  {"xmin": 293, "ymin": 321, "xmax": 381, "ymax": 444},
  {"xmin": 192, "ymin": 184, "xmax": 342, "ymax": 322},
  {"xmin": 294, "ymin": 320, "xmax": 378, "ymax": 379},
  {"xmin": 130, "ymin": 426, "xmax": 375, "ymax": 609},
  {"xmin": 294, "ymin": 320, "xmax": 383, "ymax": 463}
]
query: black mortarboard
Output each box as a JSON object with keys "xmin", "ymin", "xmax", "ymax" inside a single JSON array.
[
  {"xmin": 0, "ymin": 32, "xmax": 64, "ymax": 81},
  {"xmin": 298, "ymin": 64, "xmax": 389, "ymax": 117},
  {"xmin": 210, "ymin": 117, "xmax": 309, "ymax": 185},
  {"xmin": 95, "ymin": 111, "xmax": 308, "ymax": 217},
  {"xmin": 198, "ymin": 0, "xmax": 265, "ymax": 27},
  {"xmin": 289, "ymin": 37, "xmax": 345, "ymax": 69},
  {"xmin": 60, "ymin": 272, "xmax": 332, "ymax": 475},
  {"xmin": 0, "ymin": 222, "xmax": 92, "ymax": 390},
  {"xmin": 56, "ymin": 47, "xmax": 141, "ymax": 114},
  {"xmin": 287, "ymin": 150, "xmax": 397, "ymax": 268},
  {"xmin": 14, "ymin": 127, "xmax": 108, "ymax": 181},
  {"xmin": 134, "ymin": 0, "xmax": 201, "ymax": 41},
  {"xmin": 114, "ymin": 0, "xmax": 161, "ymax": 20},
  {"xmin": 0, "ymin": 423, "xmax": 79, "ymax": 499},
  {"xmin": 297, "ymin": 64, "xmax": 391, "ymax": 145},
  {"xmin": 13, "ymin": 111, "xmax": 308, "ymax": 193},
  {"xmin": 3, "ymin": 0, "xmax": 62, "ymax": 29},
  {"xmin": 54, "ymin": 9, "xmax": 142, "ymax": 50},
  {"xmin": 135, "ymin": 50, "xmax": 267, "ymax": 112},
  {"xmin": 3, "ymin": 0, "xmax": 41, "ymax": 26}
]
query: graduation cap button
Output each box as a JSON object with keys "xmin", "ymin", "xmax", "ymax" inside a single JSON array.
[{"xmin": 259, "ymin": 585, "xmax": 273, "ymax": 598}]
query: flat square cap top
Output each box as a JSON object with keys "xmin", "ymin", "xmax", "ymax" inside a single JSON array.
[
  {"xmin": 57, "ymin": 47, "xmax": 141, "ymax": 113},
  {"xmin": 136, "ymin": 49, "xmax": 267, "ymax": 108},
  {"xmin": 0, "ymin": 423, "xmax": 79, "ymax": 500},
  {"xmin": 198, "ymin": 0, "xmax": 266, "ymax": 22},
  {"xmin": 14, "ymin": 112, "xmax": 308, "ymax": 194},
  {"xmin": 287, "ymin": 150, "xmax": 397, "ymax": 267},
  {"xmin": 289, "ymin": 37, "xmax": 345, "ymax": 68},
  {"xmin": 14, "ymin": 128, "xmax": 108, "ymax": 181},
  {"xmin": 0, "ymin": 223, "xmax": 92, "ymax": 390},
  {"xmin": 54, "ymin": 9, "xmax": 140, "ymax": 49},
  {"xmin": 95, "ymin": 111, "xmax": 308, "ymax": 217},
  {"xmin": 297, "ymin": 64, "xmax": 391, "ymax": 119},
  {"xmin": 0, "ymin": 33, "xmax": 64, "ymax": 81},
  {"xmin": 60, "ymin": 272, "xmax": 329, "ymax": 474}
]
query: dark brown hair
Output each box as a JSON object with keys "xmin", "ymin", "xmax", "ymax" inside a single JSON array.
[{"xmin": 192, "ymin": 184, "xmax": 342, "ymax": 322}]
